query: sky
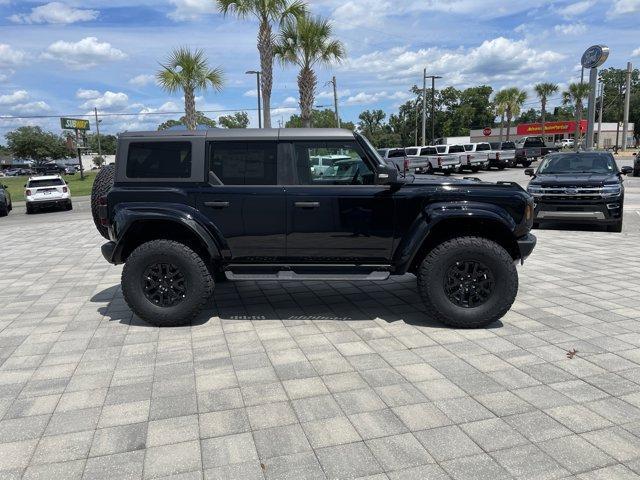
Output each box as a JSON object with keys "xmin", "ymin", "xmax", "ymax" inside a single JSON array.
[{"xmin": 0, "ymin": 0, "xmax": 639, "ymax": 139}]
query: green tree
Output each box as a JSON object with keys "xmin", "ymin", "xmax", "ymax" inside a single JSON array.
[
  {"xmin": 285, "ymin": 109, "xmax": 354, "ymax": 129},
  {"xmin": 500, "ymin": 87, "xmax": 527, "ymax": 140},
  {"xmin": 0, "ymin": 144, "xmax": 11, "ymax": 156},
  {"xmin": 534, "ymin": 82, "xmax": 559, "ymax": 138},
  {"xmin": 275, "ymin": 14, "xmax": 345, "ymax": 128},
  {"xmin": 599, "ymin": 67, "xmax": 640, "ymax": 140},
  {"xmin": 563, "ymin": 82, "xmax": 590, "ymax": 148},
  {"xmin": 6, "ymin": 126, "xmax": 68, "ymax": 166},
  {"xmin": 157, "ymin": 47, "xmax": 224, "ymax": 130},
  {"xmin": 218, "ymin": 111, "xmax": 250, "ymax": 128},
  {"xmin": 157, "ymin": 112, "xmax": 217, "ymax": 130},
  {"xmin": 357, "ymin": 110, "xmax": 400, "ymax": 147},
  {"xmin": 93, "ymin": 156, "xmax": 105, "ymax": 168},
  {"xmin": 87, "ymin": 134, "xmax": 117, "ymax": 155},
  {"xmin": 216, "ymin": 0, "xmax": 306, "ymax": 128},
  {"xmin": 516, "ymin": 108, "xmax": 540, "ymax": 124}
]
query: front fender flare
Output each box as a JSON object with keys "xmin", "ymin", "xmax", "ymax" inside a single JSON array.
[{"xmin": 393, "ymin": 201, "xmax": 518, "ymax": 274}]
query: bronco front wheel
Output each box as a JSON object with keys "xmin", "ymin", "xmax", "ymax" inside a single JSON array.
[
  {"xmin": 122, "ymin": 240, "xmax": 214, "ymax": 327},
  {"xmin": 417, "ymin": 236, "xmax": 518, "ymax": 328}
]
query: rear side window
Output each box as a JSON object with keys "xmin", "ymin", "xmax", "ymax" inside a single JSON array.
[
  {"xmin": 210, "ymin": 142, "xmax": 277, "ymax": 185},
  {"xmin": 127, "ymin": 142, "xmax": 191, "ymax": 178},
  {"xmin": 28, "ymin": 178, "xmax": 64, "ymax": 187}
]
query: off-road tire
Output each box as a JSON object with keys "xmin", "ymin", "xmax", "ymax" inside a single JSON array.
[
  {"xmin": 65, "ymin": 201, "xmax": 73, "ymax": 211},
  {"xmin": 425, "ymin": 163, "xmax": 434, "ymax": 174},
  {"xmin": 607, "ymin": 221, "xmax": 623, "ymax": 233},
  {"xmin": 0, "ymin": 202, "xmax": 7, "ymax": 217},
  {"xmin": 122, "ymin": 240, "xmax": 214, "ymax": 327},
  {"xmin": 471, "ymin": 167, "xmax": 480, "ymax": 173},
  {"xmin": 522, "ymin": 161, "xmax": 532, "ymax": 168},
  {"xmin": 91, "ymin": 165, "xmax": 115, "ymax": 239},
  {"xmin": 417, "ymin": 236, "xmax": 518, "ymax": 328},
  {"xmin": 26, "ymin": 204, "xmax": 33, "ymax": 215}
]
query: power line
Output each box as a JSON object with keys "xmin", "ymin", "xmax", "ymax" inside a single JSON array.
[{"xmin": 0, "ymin": 107, "xmax": 267, "ymax": 121}]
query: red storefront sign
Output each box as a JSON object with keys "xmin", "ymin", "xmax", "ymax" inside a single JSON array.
[{"xmin": 516, "ymin": 120, "xmax": 587, "ymax": 136}]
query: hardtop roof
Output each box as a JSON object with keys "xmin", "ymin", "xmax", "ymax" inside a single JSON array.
[{"xmin": 119, "ymin": 128, "xmax": 356, "ymax": 141}]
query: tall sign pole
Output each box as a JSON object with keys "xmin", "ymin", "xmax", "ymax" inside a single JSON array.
[
  {"xmin": 94, "ymin": 108, "xmax": 102, "ymax": 156},
  {"xmin": 597, "ymin": 82, "xmax": 604, "ymax": 149},
  {"xmin": 581, "ymin": 45, "xmax": 609, "ymax": 150},
  {"xmin": 622, "ymin": 62, "xmax": 632, "ymax": 150},
  {"xmin": 332, "ymin": 76, "xmax": 341, "ymax": 128},
  {"xmin": 421, "ymin": 68, "xmax": 427, "ymax": 146}
]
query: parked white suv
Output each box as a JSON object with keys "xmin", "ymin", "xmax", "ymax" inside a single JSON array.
[{"xmin": 25, "ymin": 175, "xmax": 72, "ymax": 214}]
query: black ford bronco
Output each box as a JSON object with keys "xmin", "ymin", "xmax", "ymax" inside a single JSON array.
[{"xmin": 92, "ymin": 129, "xmax": 536, "ymax": 328}]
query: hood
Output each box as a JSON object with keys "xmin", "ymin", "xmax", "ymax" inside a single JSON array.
[{"xmin": 530, "ymin": 173, "xmax": 618, "ymax": 187}]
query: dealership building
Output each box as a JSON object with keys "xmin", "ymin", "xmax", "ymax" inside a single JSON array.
[{"xmin": 470, "ymin": 121, "xmax": 636, "ymax": 148}]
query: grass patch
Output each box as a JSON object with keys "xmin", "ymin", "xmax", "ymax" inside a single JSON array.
[{"xmin": 1, "ymin": 171, "xmax": 97, "ymax": 202}]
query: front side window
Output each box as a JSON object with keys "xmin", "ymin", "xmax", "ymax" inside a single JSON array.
[
  {"xmin": 294, "ymin": 141, "xmax": 374, "ymax": 185},
  {"xmin": 127, "ymin": 142, "xmax": 192, "ymax": 178},
  {"xmin": 210, "ymin": 142, "xmax": 277, "ymax": 185}
]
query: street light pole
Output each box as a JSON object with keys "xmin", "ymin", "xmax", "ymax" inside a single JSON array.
[
  {"xmin": 421, "ymin": 74, "xmax": 442, "ymax": 145},
  {"xmin": 326, "ymin": 76, "xmax": 341, "ymax": 128},
  {"xmin": 94, "ymin": 108, "xmax": 102, "ymax": 157},
  {"xmin": 622, "ymin": 62, "xmax": 632, "ymax": 151},
  {"xmin": 597, "ymin": 82, "xmax": 604, "ymax": 149},
  {"xmin": 246, "ymin": 70, "xmax": 262, "ymax": 128}
]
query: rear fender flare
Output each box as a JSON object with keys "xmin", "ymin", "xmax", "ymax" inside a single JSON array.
[{"xmin": 111, "ymin": 203, "xmax": 226, "ymax": 263}]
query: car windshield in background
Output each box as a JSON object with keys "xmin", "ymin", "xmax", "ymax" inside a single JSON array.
[
  {"xmin": 537, "ymin": 153, "xmax": 617, "ymax": 174},
  {"xmin": 501, "ymin": 142, "xmax": 516, "ymax": 150},
  {"xmin": 28, "ymin": 179, "xmax": 64, "ymax": 187}
]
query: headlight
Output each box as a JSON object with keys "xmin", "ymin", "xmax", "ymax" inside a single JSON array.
[
  {"xmin": 527, "ymin": 185, "xmax": 543, "ymax": 195},
  {"xmin": 601, "ymin": 184, "xmax": 622, "ymax": 197}
]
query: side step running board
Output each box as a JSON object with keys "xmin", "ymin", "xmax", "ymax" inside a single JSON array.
[{"xmin": 225, "ymin": 271, "xmax": 390, "ymax": 282}]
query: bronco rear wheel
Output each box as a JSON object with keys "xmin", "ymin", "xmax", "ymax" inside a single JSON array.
[
  {"xmin": 417, "ymin": 236, "xmax": 518, "ymax": 328},
  {"xmin": 91, "ymin": 164, "xmax": 115, "ymax": 239},
  {"xmin": 122, "ymin": 240, "xmax": 214, "ymax": 327}
]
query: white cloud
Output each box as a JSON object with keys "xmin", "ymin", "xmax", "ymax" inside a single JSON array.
[
  {"xmin": 9, "ymin": 2, "xmax": 99, "ymax": 24},
  {"xmin": 76, "ymin": 88, "xmax": 100, "ymax": 99},
  {"xmin": 11, "ymin": 101, "xmax": 52, "ymax": 114},
  {"xmin": 129, "ymin": 74, "xmax": 155, "ymax": 87},
  {"xmin": 344, "ymin": 90, "xmax": 412, "ymax": 106},
  {"xmin": 0, "ymin": 90, "xmax": 29, "ymax": 105},
  {"xmin": 0, "ymin": 44, "xmax": 26, "ymax": 68},
  {"xmin": 42, "ymin": 37, "xmax": 127, "ymax": 69},
  {"xmin": 243, "ymin": 89, "xmax": 258, "ymax": 98},
  {"xmin": 282, "ymin": 96, "xmax": 298, "ymax": 106},
  {"xmin": 341, "ymin": 37, "xmax": 565, "ymax": 86},
  {"xmin": 609, "ymin": 0, "xmax": 640, "ymax": 15},
  {"xmin": 553, "ymin": 23, "xmax": 587, "ymax": 35},
  {"xmin": 557, "ymin": 0, "xmax": 595, "ymax": 18},
  {"xmin": 168, "ymin": 0, "xmax": 216, "ymax": 21},
  {"xmin": 633, "ymin": 47, "xmax": 640, "ymax": 57},
  {"xmin": 80, "ymin": 91, "xmax": 129, "ymax": 110}
]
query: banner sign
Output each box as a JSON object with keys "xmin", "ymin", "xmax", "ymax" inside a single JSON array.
[
  {"xmin": 516, "ymin": 120, "xmax": 587, "ymax": 136},
  {"xmin": 60, "ymin": 118, "xmax": 90, "ymax": 131}
]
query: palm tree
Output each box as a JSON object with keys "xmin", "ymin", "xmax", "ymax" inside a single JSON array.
[
  {"xmin": 157, "ymin": 47, "xmax": 224, "ymax": 130},
  {"xmin": 501, "ymin": 87, "xmax": 527, "ymax": 140},
  {"xmin": 216, "ymin": 0, "xmax": 307, "ymax": 128},
  {"xmin": 534, "ymin": 82, "xmax": 559, "ymax": 140},
  {"xmin": 493, "ymin": 90, "xmax": 509, "ymax": 142},
  {"xmin": 274, "ymin": 14, "xmax": 345, "ymax": 128},
  {"xmin": 562, "ymin": 82, "xmax": 590, "ymax": 151}
]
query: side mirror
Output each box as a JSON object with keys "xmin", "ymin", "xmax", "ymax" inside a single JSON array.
[
  {"xmin": 620, "ymin": 166, "xmax": 633, "ymax": 175},
  {"xmin": 524, "ymin": 168, "xmax": 535, "ymax": 176},
  {"xmin": 376, "ymin": 165, "xmax": 398, "ymax": 185}
]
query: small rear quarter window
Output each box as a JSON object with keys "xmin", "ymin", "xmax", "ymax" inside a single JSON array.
[{"xmin": 126, "ymin": 142, "xmax": 192, "ymax": 178}]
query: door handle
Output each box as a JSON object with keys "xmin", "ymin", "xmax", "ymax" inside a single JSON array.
[
  {"xmin": 294, "ymin": 202, "xmax": 320, "ymax": 208},
  {"xmin": 204, "ymin": 201, "xmax": 230, "ymax": 209}
]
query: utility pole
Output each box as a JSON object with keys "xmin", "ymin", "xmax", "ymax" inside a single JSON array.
[
  {"xmin": 328, "ymin": 76, "xmax": 340, "ymax": 128},
  {"xmin": 94, "ymin": 108, "xmax": 102, "ymax": 157},
  {"xmin": 246, "ymin": 70, "xmax": 262, "ymax": 128},
  {"xmin": 421, "ymin": 68, "xmax": 427, "ymax": 146},
  {"xmin": 597, "ymin": 82, "xmax": 603, "ymax": 149},
  {"xmin": 622, "ymin": 62, "xmax": 632, "ymax": 150}
]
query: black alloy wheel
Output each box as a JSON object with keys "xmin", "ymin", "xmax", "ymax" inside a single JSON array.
[
  {"xmin": 443, "ymin": 260, "xmax": 495, "ymax": 308},
  {"xmin": 142, "ymin": 262, "xmax": 187, "ymax": 307}
]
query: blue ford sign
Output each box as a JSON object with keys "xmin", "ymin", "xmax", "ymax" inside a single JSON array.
[{"xmin": 581, "ymin": 45, "xmax": 609, "ymax": 69}]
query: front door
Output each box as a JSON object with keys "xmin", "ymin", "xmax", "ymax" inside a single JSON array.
[
  {"xmin": 285, "ymin": 140, "xmax": 395, "ymax": 264},
  {"xmin": 196, "ymin": 141, "xmax": 286, "ymax": 263}
]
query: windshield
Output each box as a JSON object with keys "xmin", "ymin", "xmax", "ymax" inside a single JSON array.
[
  {"xmin": 537, "ymin": 153, "xmax": 617, "ymax": 174},
  {"xmin": 355, "ymin": 133, "xmax": 384, "ymax": 164}
]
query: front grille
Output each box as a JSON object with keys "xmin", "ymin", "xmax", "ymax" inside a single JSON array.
[{"xmin": 536, "ymin": 186, "xmax": 602, "ymax": 199}]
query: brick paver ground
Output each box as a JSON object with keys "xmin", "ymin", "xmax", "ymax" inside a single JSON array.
[{"xmin": 1, "ymin": 213, "xmax": 640, "ymax": 479}]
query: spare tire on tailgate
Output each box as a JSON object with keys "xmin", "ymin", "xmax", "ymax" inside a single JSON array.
[{"xmin": 91, "ymin": 164, "xmax": 115, "ymax": 239}]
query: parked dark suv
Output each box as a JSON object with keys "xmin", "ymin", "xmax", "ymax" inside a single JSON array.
[
  {"xmin": 92, "ymin": 129, "xmax": 536, "ymax": 329},
  {"xmin": 526, "ymin": 151, "xmax": 633, "ymax": 232}
]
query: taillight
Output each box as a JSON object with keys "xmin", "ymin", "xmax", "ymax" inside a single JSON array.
[
  {"xmin": 467, "ymin": 155, "xmax": 471, "ymax": 164},
  {"xmin": 62, "ymin": 186, "xmax": 68, "ymax": 193},
  {"xmin": 496, "ymin": 152, "xmax": 500, "ymax": 161},
  {"xmin": 25, "ymin": 189, "xmax": 31, "ymax": 196},
  {"xmin": 403, "ymin": 158, "xmax": 409, "ymax": 173},
  {"xmin": 437, "ymin": 156, "xmax": 442, "ymax": 167},
  {"xmin": 99, "ymin": 196, "xmax": 109, "ymax": 226}
]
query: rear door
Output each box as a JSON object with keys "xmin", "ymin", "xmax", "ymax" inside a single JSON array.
[
  {"xmin": 284, "ymin": 140, "xmax": 395, "ymax": 264},
  {"xmin": 196, "ymin": 141, "xmax": 286, "ymax": 263}
]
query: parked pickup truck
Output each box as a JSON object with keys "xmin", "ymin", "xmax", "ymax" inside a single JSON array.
[
  {"xmin": 91, "ymin": 128, "xmax": 536, "ymax": 329},
  {"xmin": 406, "ymin": 146, "xmax": 461, "ymax": 174},
  {"xmin": 488, "ymin": 141, "xmax": 517, "ymax": 169},
  {"xmin": 377, "ymin": 148, "xmax": 408, "ymax": 173},
  {"xmin": 461, "ymin": 143, "xmax": 491, "ymax": 172},
  {"xmin": 514, "ymin": 137, "xmax": 559, "ymax": 167}
]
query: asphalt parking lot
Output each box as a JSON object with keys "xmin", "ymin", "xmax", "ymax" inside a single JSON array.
[{"xmin": 1, "ymin": 164, "xmax": 640, "ymax": 480}]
